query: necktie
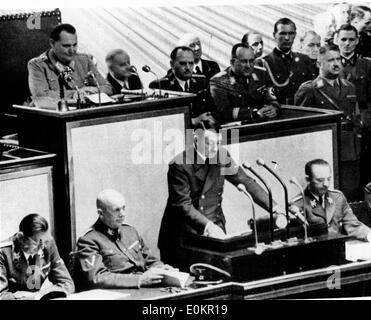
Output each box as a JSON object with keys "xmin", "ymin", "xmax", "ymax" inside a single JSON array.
[
  {"xmin": 333, "ymin": 80, "xmax": 340, "ymax": 97},
  {"xmin": 28, "ymin": 255, "xmax": 36, "ymax": 266},
  {"xmin": 184, "ymin": 81, "xmax": 189, "ymax": 92},
  {"xmin": 318, "ymin": 195, "xmax": 323, "ymax": 207},
  {"xmin": 195, "ymin": 66, "xmax": 202, "ymax": 74}
]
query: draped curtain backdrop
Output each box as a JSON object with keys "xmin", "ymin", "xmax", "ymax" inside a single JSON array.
[{"xmin": 54, "ymin": 3, "xmax": 330, "ymax": 86}]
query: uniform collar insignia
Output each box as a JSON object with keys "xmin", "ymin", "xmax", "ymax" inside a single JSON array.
[
  {"xmin": 252, "ymin": 73, "xmax": 259, "ymax": 81},
  {"xmin": 230, "ymin": 75, "xmax": 236, "ymax": 85},
  {"xmin": 327, "ymin": 196, "xmax": 334, "ymax": 205},
  {"xmin": 107, "ymin": 228, "xmax": 115, "ymax": 236},
  {"xmin": 310, "ymin": 199, "xmax": 317, "ymax": 208},
  {"xmin": 13, "ymin": 251, "xmax": 21, "ymax": 262},
  {"xmin": 316, "ymin": 78, "xmax": 324, "ymax": 88}
]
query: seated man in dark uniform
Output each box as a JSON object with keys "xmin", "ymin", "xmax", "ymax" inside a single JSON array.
[
  {"xmin": 210, "ymin": 43, "xmax": 279, "ymax": 124},
  {"xmin": 0, "ymin": 214, "xmax": 74, "ymax": 300},
  {"xmin": 149, "ymin": 46, "xmax": 216, "ymax": 126},
  {"xmin": 261, "ymin": 18, "xmax": 316, "ymax": 105},
  {"xmin": 158, "ymin": 121, "xmax": 287, "ymax": 269},
  {"xmin": 105, "ymin": 49, "xmax": 142, "ymax": 94},
  {"xmin": 28, "ymin": 23, "xmax": 112, "ymax": 100},
  {"xmin": 290, "ymin": 159, "xmax": 371, "ymax": 242},
  {"xmin": 74, "ymin": 189, "xmax": 172, "ymax": 291}
]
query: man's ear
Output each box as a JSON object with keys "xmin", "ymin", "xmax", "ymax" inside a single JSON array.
[
  {"xmin": 49, "ymin": 39, "xmax": 54, "ymax": 48},
  {"xmin": 97, "ymin": 208, "xmax": 103, "ymax": 219},
  {"xmin": 305, "ymin": 175, "xmax": 310, "ymax": 183},
  {"xmin": 170, "ymin": 60, "xmax": 174, "ymax": 69}
]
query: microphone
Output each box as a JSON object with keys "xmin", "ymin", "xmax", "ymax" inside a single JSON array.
[
  {"xmin": 242, "ymin": 161, "xmax": 275, "ymax": 242},
  {"xmin": 237, "ymin": 184, "xmax": 259, "ymax": 248},
  {"xmin": 129, "ymin": 65, "xmax": 144, "ymax": 96},
  {"xmin": 256, "ymin": 159, "xmax": 290, "ymax": 239},
  {"xmin": 61, "ymin": 66, "xmax": 82, "ymax": 109},
  {"xmin": 142, "ymin": 65, "xmax": 162, "ymax": 98},
  {"xmin": 87, "ymin": 71, "xmax": 101, "ymax": 106},
  {"xmin": 289, "ymin": 177, "xmax": 310, "ymax": 242}
]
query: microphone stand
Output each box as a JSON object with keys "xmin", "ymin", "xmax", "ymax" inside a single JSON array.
[
  {"xmin": 57, "ymin": 76, "xmax": 68, "ymax": 112},
  {"xmin": 237, "ymin": 184, "xmax": 266, "ymax": 255},
  {"xmin": 88, "ymin": 72, "xmax": 101, "ymax": 107},
  {"xmin": 290, "ymin": 177, "xmax": 312, "ymax": 243},
  {"xmin": 142, "ymin": 65, "xmax": 162, "ymax": 98},
  {"xmin": 242, "ymin": 162, "xmax": 274, "ymax": 243},
  {"xmin": 256, "ymin": 159, "xmax": 290, "ymax": 240}
]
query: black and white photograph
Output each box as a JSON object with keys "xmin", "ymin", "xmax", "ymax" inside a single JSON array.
[{"xmin": 1, "ymin": 0, "xmax": 371, "ymax": 305}]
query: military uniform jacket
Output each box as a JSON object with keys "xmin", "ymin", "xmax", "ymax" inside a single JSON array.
[
  {"xmin": 75, "ymin": 219, "xmax": 162, "ymax": 291},
  {"xmin": 339, "ymin": 54, "xmax": 371, "ymax": 109},
  {"xmin": 106, "ymin": 73, "xmax": 143, "ymax": 95},
  {"xmin": 209, "ymin": 66, "xmax": 279, "ymax": 123},
  {"xmin": 158, "ymin": 146, "xmax": 272, "ymax": 266},
  {"xmin": 294, "ymin": 76, "xmax": 360, "ymax": 161},
  {"xmin": 149, "ymin": 71, "xmax": 215, "ymax": 118},
  {"xmin": 0, "ymin": 234, "xmax": 74, "ymax": 300},
  {"xmin": 262, "ymin": 48, "xmax": 316, "ymax": 104},
  {"xmin": 291, "ymin": 187, "xmax": 370, "ymax": 241},
  {"xmin": 28, "ymin": 50, "xmax": 113, "ymax": 99}
]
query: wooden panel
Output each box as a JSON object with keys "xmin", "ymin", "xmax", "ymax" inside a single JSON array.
[
  {"xmin": 66, "ymin": 109, "xmax": 186, "ymax": 256},
  {"xmin": 0, "ymin": 166, "xmax": 55, "ymax": 240}
]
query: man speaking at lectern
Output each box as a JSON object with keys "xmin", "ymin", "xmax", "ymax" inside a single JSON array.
[{"xmin": 158, "ymin": 121, "xmax": 286, "ymax": 268}]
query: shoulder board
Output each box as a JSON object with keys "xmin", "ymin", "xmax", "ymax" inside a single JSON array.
[
  {"xmin": 340, "ymin": 78, "xmax": 351, "ymax": 86},
  {"xmin": 365, "ymin": 183, "xmax": 371, "ymax": 193},
  {"xmin": 328, "ymin": 188, "xmax": 342, "ymax": 194},
  {"xmin": 253, "ymin": 65, "xmax": 266, "ymax": 71},
  {"xmin": 363, "ymin": 56, "xmax": 371, "ymax": 61},
  {"xmin": 192, "ymin": 74, "xmax": 206, "ymax": 78},
  {"xmin": 80, "ymin": 228, "xmax": 93, "ymax": 237},
  {"xmin": 289, "ymin": 194, "xmax": 303, "ymax": 204},
  {"xmin": 121, "ymin": 223, "xmax": 133, "ymax": 227},
  {"xmin": 0, "ymin": 241, "xmax": 12, "ymax": 248},
  {"xmin": 301, "ymin": 80, "xmax": 313, "ymax": 86}
]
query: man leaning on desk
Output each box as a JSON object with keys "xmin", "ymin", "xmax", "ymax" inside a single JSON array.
[
  {"xmin": 28, "ymin": 23, "xmax": 112, "ymax": 100},
  {"xmin": 72, "ymin": 189, "xmax": 174, "ymax": 291}
]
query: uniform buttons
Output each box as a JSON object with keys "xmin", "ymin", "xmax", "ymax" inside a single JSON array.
[
  {"xmin": 201, "ymin": 195, "xmax": 205, "ymax": 199},
  {"xmin": 200, "ymin": 206, "xmax": 204, "ymax": 211},
  {"xmin": 321, "ymin": 101, "xmax": 324, "ymax": 104},
  {"xmin": 217, "ymin": 192, "xmax": 222, "ymax": 196},
  {"xmin": 218, "ymin": 203, "xmax": 221, "ymax": 207}
]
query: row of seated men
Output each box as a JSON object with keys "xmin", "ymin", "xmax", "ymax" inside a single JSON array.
[
  {"xmin": 2, "ymin": 121, "xmax": 371, "ymax": 299},
  {"xmin": 26, "ymin": 19, "xmax": 371, "ymax": 201}
]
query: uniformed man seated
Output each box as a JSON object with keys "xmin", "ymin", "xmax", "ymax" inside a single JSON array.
[
  {"xmin": 149, "ymin": 46, "xmax": 216, "ymax": 127},
  {"xmin": 210, "ymin": 43, "xmax": 280, "ymax": 124},
  {"xmin": 105, "ymin": 49, "xmax": 143, "ymax": 95},
  {"xmin": 73, "ymin": 189, "xmax": 174, "ymax": 291},
  {"xmin": 28, "ymin": 23, "xmax": 112, "ymax": 101},
  {"xmin": 290, "ymin": 159, "xmax": 371, "ymax": 242},
  {"xmin": 0, "ymin": 214, "xmax": 74, "ymax": 300}
]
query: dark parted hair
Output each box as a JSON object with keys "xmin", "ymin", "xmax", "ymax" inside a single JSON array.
[
  {"xmin": 305, "ymin": 159, "xmax": 330, "ymax": 179},
  {"xmin": 170, "ymin": 46, "xmax": 194, "ymax": 61},
  {"xmin": 336, "ymin": 23, "xmax": 359, "ymax": 37},
  {"xmin": 274, "ymin": 18, "xmax": 296, "ymax": 34},
  {"xmin": 231, "ymin": 42, "xmax": 251, "ymax": 59},
  {"xmin": 19, "ymin": 214, "xmax": 49, "ymax": 237},
  {"xmin": 241, "ymin": 32, "xmax": 249, "ymax": 44},
  {"xmin": 350, "ymin": 5, "xmax": 371, "ymax": 21},
  {"xmin": 50, "ymin": 23, "xmax": 76, "ymax": 41},
  {"xmin": 318, "ymin": 43, "xmax": 340, "ymax": 56}
]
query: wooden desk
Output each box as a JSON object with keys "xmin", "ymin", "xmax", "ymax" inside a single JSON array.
[
  {"xmin": 0, "ymin": 144, "xmax": 56, "ymax": 239},
  {"xmin": 14, "ymin": 95, "xmax": 192, "ymax": 258}
]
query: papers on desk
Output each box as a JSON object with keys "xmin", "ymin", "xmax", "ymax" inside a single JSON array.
[
  {"xmin": 85, "ymin": 93, "xmax": 115, "ymax": 104},
  {"xmin": 345, "ymin": 240, "xmax": 371, "ymax": 262},
  {"xmin": 66, "ymin": 289, "xmax": 130, "ymax": 300},
  {"xmin": 150, "ymin": 268, "xmax": 191, "ymax": 288}
]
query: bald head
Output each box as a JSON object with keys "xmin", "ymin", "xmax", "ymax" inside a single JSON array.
[
  {"xmin": 177, "ymin": 33, "xmax": 202, "ymax": 63},
  {"xmin": 105, "ymin": 49, "xmax": 131, "ymax": 81},
  {"xmin": 96, "ymin": 189, "xmax": 126, "ymax": 229}
]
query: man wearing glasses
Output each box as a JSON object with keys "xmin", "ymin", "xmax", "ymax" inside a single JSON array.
[
  {"xmin": 210, "ymin": 43, "xmax": 279, "ymax": 124},
  {"xmin": 0, "ymin": 214, "xmax": 74, "ymax": 300}
]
